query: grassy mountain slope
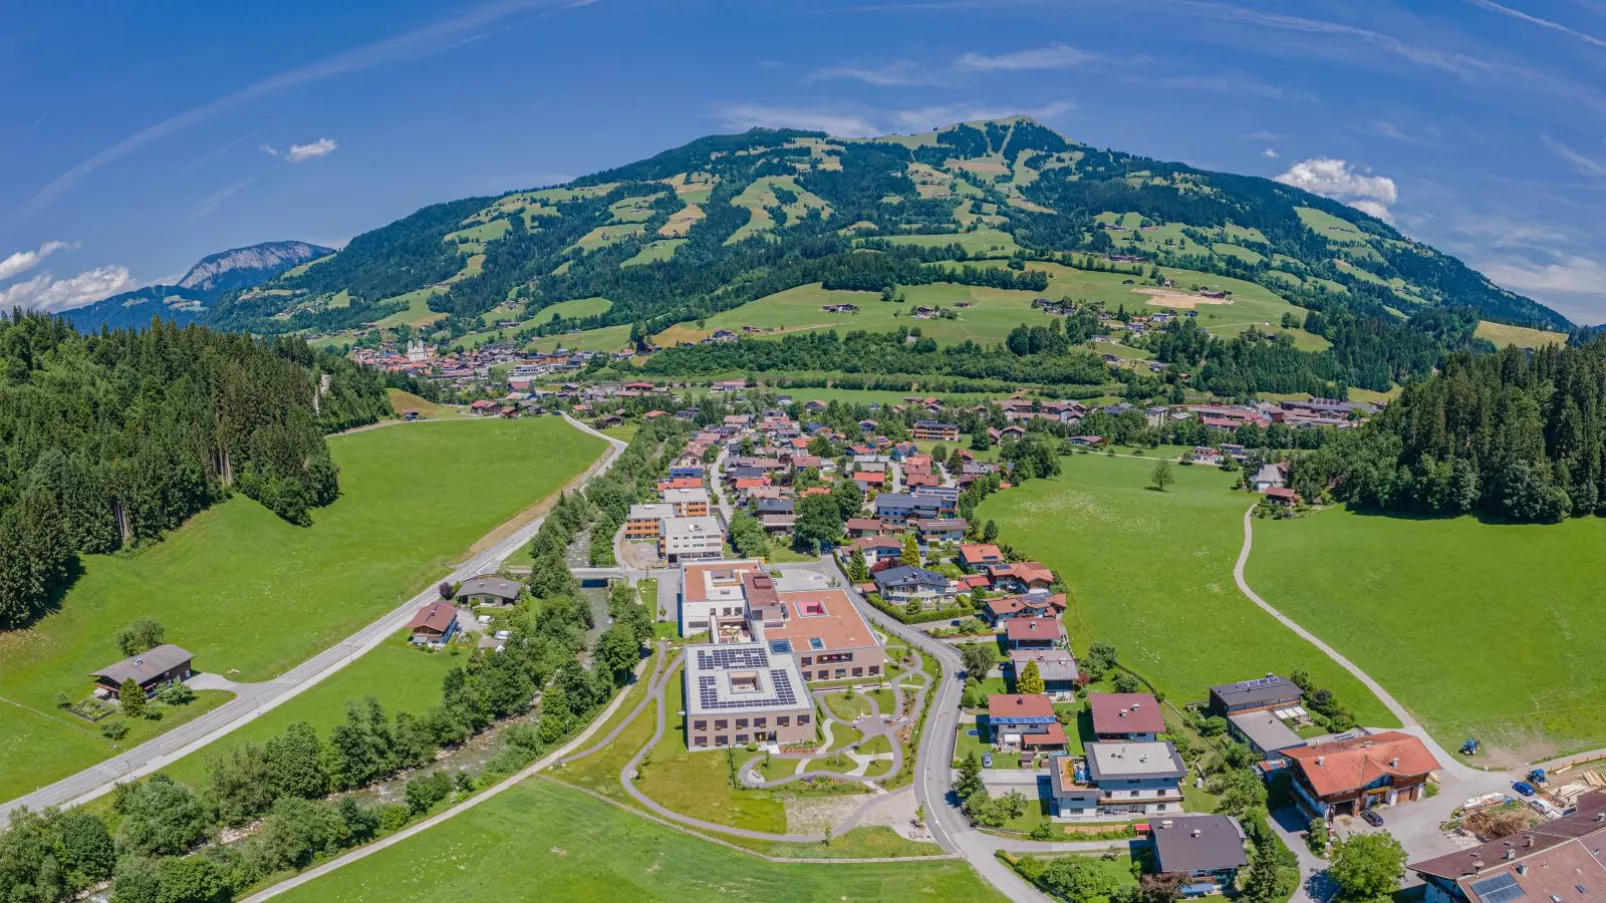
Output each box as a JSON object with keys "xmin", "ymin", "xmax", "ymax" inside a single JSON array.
[{"xmin": 187, "ymin": 118, "xmax": 1568, "ymax": 349}]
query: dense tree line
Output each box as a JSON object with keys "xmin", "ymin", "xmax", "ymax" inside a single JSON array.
[
  {"xmin": 0, "ymin": 312, "xmax": 388, "ymax": 629},
  {"xmin": 1293, "ymin": 341, "xmax": 1606, "ymax": 522}
]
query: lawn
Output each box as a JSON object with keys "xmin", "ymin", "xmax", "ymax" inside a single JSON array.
[
  {"xmin": 873, "ymin": 228, "xmax": 1020, "ymax": 256},
  {"xmin": 976, "ymin": 453, "xmax": 1396, "ymax": 725},
  {"xmin": 527, "ymin": 323, "xmax": 632, "ymax": 354},
  {"xmin": 160, "ymin": 634, "xmax": 460, "ymax": 789},
  {"xmin": 371, "ymin": 287, "xmax": 447, "ymax": 328},
  {"xmin": 1474, "ymin": 320, "xmax": 1567, "ymax": 349},
  {"xmin": 537, "ymin": 296, "xmax": 614, "ymax": 321},
  {"xmin": 0, "ymin": 418, "xmax": 606, "ymax": 801},
  {"xmin": 622, "ymin": 239, "xmax": 687, "ymax": 267},
  {"xmin": 384, "ymin": 388, "xmax": 464, "ymax": 419},
  {"xmin": 1248, "ymin": 506, "xmax": 1606, "ymax": 761},
  {"xmin": 272, "ymin": 777, "xmax": 1004, "ymax": 903}
]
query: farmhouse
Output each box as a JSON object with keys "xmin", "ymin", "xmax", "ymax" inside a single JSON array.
[
  {"xmin": 684, "ymin": 642, "xmax": 814, "ymax": 750},
  {"xmin": 1411, "ymin": 790, "xmax": 1606, "ymax": 903},
  {"xmin": 1149, "ymin": 815, "xmax": 1249, "ymax": 894},
  {"xmin": 1252, "ymin": 463, "xmax": 1286, "ymax": 492},
  {"xmin": 456, "ymin": 575, "xmax": 522, "ymax": 606},
  {"xmin": 1088, "ymin": 693, "xmax": 1165, "ymax": 742},
  {"xmin": 1284, "ymin": 731, "xmax": 1440, "ymax": 817},
  {"xmin": 407, "ymin": 602, "xmax": 460, "ymax": 647},
  {"xmin": 92, "ymin": 645, "xmax": 194, "ymax": 699}
]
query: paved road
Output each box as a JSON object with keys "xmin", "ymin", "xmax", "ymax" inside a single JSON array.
[
  {"xmin": 710, "ymin": 445, "xmax": 736, "ymax": 526},
  {"xmin": 0, "ymin": 415, "xmax": 627, "ymax": 826}
]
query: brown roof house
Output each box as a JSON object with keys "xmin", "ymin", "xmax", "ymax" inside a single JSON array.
[
  {"xmin": 1089, "ymin": 693, "xmax": 1166, "ymax": 741},
  {"xmin": 407, "ymin": 602, "xmax": 461, "ymax": 647},
  {"xmin": 92, "ymin": 645, "xmax": 194, "ymax": 699},
  {"xmin": 1412, "ymin": 790, "xmax": 1606, "ymax": 903},
  {"xmin": 1285, "ymin": 731, "xmax": 1440, "ymax": 817},
  {"xmin": 1150, "ymin": 815, "xmax": 1249, "ymax": 895}
]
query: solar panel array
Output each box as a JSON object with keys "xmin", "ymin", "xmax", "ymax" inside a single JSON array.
[
  {"xmin": 695, "ymin": 647, "xmax": 769, "ymax": 670},
  {"xmin": 770, "ymin": 639, "xmax": 793, "ymax": 654},
  {"xmin": 1468, "ymin": 873, "xmax": 1525, "ymax": 903},
  {"xmin": 694, "ymin": 670, "xmax": 800, "ymax": 710},
  {"xmin": 769, "ymin": 669, "xmax": 798, "ymax": 706}
]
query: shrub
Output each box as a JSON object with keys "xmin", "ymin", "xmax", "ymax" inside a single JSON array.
[{"xmin": 101, "ymin": 720, "xmax": 129, "ymax": 740}]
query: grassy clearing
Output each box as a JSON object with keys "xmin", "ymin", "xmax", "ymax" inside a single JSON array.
[
  {"xmin": 527, "ymin": 324, "xmax": 632, "ymax": 354},
  {"xmin": 623, "ymin": 239, "xmax": 687, "ymax": 267},
  {"xmin": 727, "ymin": 176, "xmax": 831, "ymax": 244},
  {"xmin": 976, "ymin": 453, "xmax": 1396, "ymax": 724},
  {"xmin": 0, "ymin": 419, "xmax": 605, "ymax": 800},
  {"xmin": 536, "ymin": 296, "xmax": 613, "ymax": 322},
  {"xmin": 1295, "ymin": 206, "xmax": 1371, "ymax": 246},
  {"xmin": 1249, "ymin": 507, "xmax": 1606, "ymax": 760},
  {"xmin": 874, "ymin": 229, "xmax": 1019, "ymax": 256},
  {"xmin": 384, "ymin": 389, "xmax": 464, "ymax": 419},
  {"xmin": 161, "ymin": 634, "xmax": 460, "ymax": 789},
  {"xmin": 273, "ymin": 777, "xmax": 1002, "ymax": 902},
  {"xmin": 573, "ymin": 223, "xmax": 646, "ymax": 253},
  {"xmin": 1474, "ymin": 320, "xmax": 1568, "ymax": 349},
  {"xmin": 371, "ymin": 288, "xmax": 446, "ymax": 328}
]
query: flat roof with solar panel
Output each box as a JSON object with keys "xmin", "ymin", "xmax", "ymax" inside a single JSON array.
[{"xmin": 684, "ymin": 641, "xmax": 811, "ymax": 718}]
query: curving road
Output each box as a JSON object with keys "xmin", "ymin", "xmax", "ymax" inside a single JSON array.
[{"xmin": 0, "ymin": 415, "xmax": 627, "ymax": 827}]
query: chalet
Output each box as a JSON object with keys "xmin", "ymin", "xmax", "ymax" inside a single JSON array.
[
  {"xmin": 1190, "ymin": 446, "xmax": 1223, "ymax": 466},
  {"xmin": 1011, "ymin": 648, "xmax": 1079, "ymax": 698},
  {"xmin": 1284, "ymin": 731, "xmax": 1440, "ymax": 817},
  {"xmin": 957, "ymin": 543, "xmax": 1006, "ymax": 572},
  {"xmin": 821, "ymin": 303, "xmax": 860, "ymax": 313},
  {"xmin": 1150, "ymin": 815, "xmax": 1249, "ymax": 895},
  {"xmin": 408, "ymin": 602, "xmax": 460, "ymax": 647},
  {"xmin": 852, "ymin": 470, "xmax": 888, "ymax": 489},
  {"xmin": 849, "ymin": 534, "xmax": 904, "ymax": 567},
  {"xmin": 1004, "ymin": 616, "xmax": 1065, "ymax": 652},
  {"xmin": 1251, "ymin": 463, "xmax": 1286, "ymax": 492},
  {"xmin": 982, "ymin": 591, "xmax": 1067, "ymax": 624},
  {"xmin": 1264, "ymin": 487, "xmax": 1301, "ymax": 507},
  {"xmin": 985, "ymin": 560, "xmax": 1055, "ymax": 593},
  {"xmin": 914, "ymin": 517, "xmax": 967, "ymax": 546},
  {"xmin": 1067, "ymin": 435, "xmax": 1105, "ymax": 448},
  {"xmin": 873, "ymin": 492, "xmax": 938, "ymax": 527},
  {"xmin": 844, "ymin": 518, "xmax": 884, "ymax": 537},
  {"xmin": 92, "ymin": 645, "xmax": 194, "ymax": 699}
]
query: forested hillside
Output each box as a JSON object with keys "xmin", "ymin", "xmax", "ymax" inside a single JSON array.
[
  {"xmin": 0, "ymin": 311, "xmax": 391, "ymax": 628},
  {"xmin": 1293, "ymin": 340, "xmax": 1606, "ymax": 522},
  {"xmin": 166, "ymin": 118, "xmax": 1564, "ymax": 345}
]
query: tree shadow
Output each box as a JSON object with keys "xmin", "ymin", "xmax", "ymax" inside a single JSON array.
[{"xmin": 6, "ymin": 555, "xmax": 85, "ymax": 632}]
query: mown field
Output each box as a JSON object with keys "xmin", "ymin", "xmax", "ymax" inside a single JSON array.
[
  {"xmin": 977, "ymin": 453, "xmax": 1396, "ymax": 725},
  {"xmin": 0, "ymin": 418, "xmax": 605, "ymax": 801},
  {"xmin": 273, "ymin": 777, "xmax": 1003, "ymax": 903},
  {"xmin": 1474, "ymin": 320, "xmax": 1568, "ymax": 349},
  {"xmin": 1248, "ymin": 507, "xmax": 1606, "ymax": 762}
]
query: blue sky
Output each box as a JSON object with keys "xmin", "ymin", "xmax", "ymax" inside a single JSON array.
[{"xmin": 4, "ymin": 0, "xmax": 1606, "ymax": 322}]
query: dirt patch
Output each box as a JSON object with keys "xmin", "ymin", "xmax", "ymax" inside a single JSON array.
[
  {"xmin": 784, "ymin": 792, "xmax": 872, "ymax": 833},
  {"xmin": 1129, "ymin": 287, "xmax": 1235, "ymax": 309}
]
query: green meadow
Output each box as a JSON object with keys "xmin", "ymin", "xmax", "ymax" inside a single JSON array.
[
  {"xmin": 0, "ymin": 418, "xmax": 604, "ymax": 801},
  {"xmin": 978, "ymin": 453, "xmax": 1396, "ymax": 725},
  {"xmin": 1249, "ymin": 508, "xmax": 1606, "ymax": 762},
  {"xmin": 272, "ymin": 778, "xmax": 1003, "ymax": 903}
]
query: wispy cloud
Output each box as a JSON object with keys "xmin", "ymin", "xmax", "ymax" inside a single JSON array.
[
  {"xmin": 1240, "ymin": 130, "xmax": 1285, "ymax": 141},
  {"xmin": 0, "ymin": 240, "xmax": 75, "ymax": 283},
  {"xmin": 807, "ymin": 59, "xmax": 941, "ymax": 86},
  {"xmin": 11, "ymin": 0, "xmax": 582, "ymax": 227},
  {"xmin": 1147, "ymin": 72, "xmax": 1307, "ymax": 101},
  {"xmin": 954, "ymin": 43, "xmax": 1098, "ymax": 71},
  {"xmin": 0, "ymin": 264, "xmax": 134, "ymax": 312},
  {"xmin": 191, "ymin": 180, "xmax": 253, "ymax": 220},
  {"xmin": 888, "ymin": 100, "xmax": 1072, "ymax": 130},
  {"xmin": 716, "ymin": 104, "xmax": 881, "ymax": 137},
  {"xmin": 1274, "ymin": 157, "xmax": 1399, "ymax": 221},
  {"xmin": 715, "ymin": 99, "xmax": 1073, "ymax": 138},
  {"xmin": 1460, "ymin": 0, "xmax": 1606, "ymax": 49},
  {"xmin": 1482, "ymin": 256, "xmax": 1606, "ymax": 295},
  {"xmin": 1263, "ymin": 148, "xmax": 1279, "ymax": 159},
  {"xmin": 286, "ymin": 138, "xmax": 339, "ymax": 162},
  {"xmin": 1541, "ymin": 134, "xmax": 1606, "ymax": 176}
]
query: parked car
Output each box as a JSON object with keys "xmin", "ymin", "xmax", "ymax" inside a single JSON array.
[
  {"xmin": 1360, "ymin": 809, "xmax": 1384, "ymax": 827},
  {"xmin": 1513, "ymin": 781, "xmax": 1537, "ymax": 797},
  {"xmin": 982, "ymin": 753, "xmax": 994, "ymax": 769}
]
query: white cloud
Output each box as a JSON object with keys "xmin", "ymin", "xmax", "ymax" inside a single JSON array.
[
  {"xmin": 1373, "ymin": 120, "xmax": 1408, "ymax": 140},
  {"xmin": 0, "ymin": 265, "xmax": 134, "ymax": 312},
  {"xmin": 807, "ymin": 60, "xmax": 940, "ymax": 86},
  {"xmin": 1459, "ymin": 0, "xmax": 1606, "ymax": 50},
  {"xmin": 954, "ymin": 43, "xmax": 1097, "ymax": 71},
  {"xmin": 286, "ymin": 138, "xmax": 339, "ymax": 162},
  {"xmin": 1541, "ymin": 134, "xmax": 1606, "ymax": 177},
  {"xmin": 716, "ymin": 104, "xmax": 880, "ymax": 137},
  {"xmin": 1274, "ymin": 157, "xmax": 1399, "ymax": 221},
  {"xmin": 1263, "ymin": 148, "xmax": 1279, "ymax": 159},
  {"xmin": 1482, "ymin": 256, "xmax": 1606, "ymax": 294},
  {"xmin": 259, "ymin": 144, "xmax": 280, "ymax": 158},
  {"xmin": 1240, "ymin": 130, "xmax": 1285, "ymax": 141},
  {"xmin": 0, "ymin": 240, "xmax": 74, "ymax": 283}
]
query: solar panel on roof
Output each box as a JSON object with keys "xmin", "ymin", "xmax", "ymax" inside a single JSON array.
[
  {"xmin": 1468, "ymin": 873, "xmax": 1525, "ymax": 903},
  {"xmin": 770, "ymin": 639, "xmax": 792, "ymax": 654}
]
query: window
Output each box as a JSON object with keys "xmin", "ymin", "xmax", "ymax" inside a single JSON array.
[
  {"xmin": 693, "ymin": 720, "xmax": 707, "ymax": 730},
  {"xmin": 754, "ymin": 718, "xmax": 767, "ymax": 728},
  {"xmin": 735, "ymin": 718, "xmax": 748, "ymax": 729},
  {"xmin": 799, "ymin": 714, "xmax": 811, "ymax": 725},
  {"xmin": 735, "ymin": 734, "xmax": 748, "ymax": 744},
  {"xmin": 801, "ymin": 656, "xmax": 812, "ymax": 666},
  {"xmin": 801, "ymin": 671, "xmax": 812, "ymax": 680},
  {"xmin": 778, "ymin": 716, "xmax": 790, "ymax": 726},
  {"xmin": 852, "ymin": 667, "xmax": 863, "ymax": 677},
  {"xmin": 715, "ymin": 719, "xmax": 728, "ymax": 730},
  {"xmin": 868, "ymin": 665, "xmax": 881, "ymax": 675},
  {"xmin": 835, "ymin": 669, "xmax": 846, "ymax": 678},
  {"xmin": 715, "ymin": 736, "xmax": 728, "ymax": 746},
  {"xmin": 1130, "ymin": 790, "xmax": 1140, "ymax": 798}
]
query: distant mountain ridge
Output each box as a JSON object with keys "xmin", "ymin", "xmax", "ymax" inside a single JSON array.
[
  {"xmin": 105, "ymin": 119, "xmax": 1572, "ymax": 339},
  {"xmin": 67, "ymin": 240, "xmax": 333, "ymax": 331}
]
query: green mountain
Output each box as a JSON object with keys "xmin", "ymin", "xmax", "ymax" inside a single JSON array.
[{"xmin": 196, "ymin": 118, "xmax": 1567, "ymax": 344}]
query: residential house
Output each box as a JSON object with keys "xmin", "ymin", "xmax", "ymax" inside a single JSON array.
[
  {"xmin": 985, "ymin": 560, "xmax": 1055, "ymax": 594},
  {"xmin": 1227, "ymin": 709, "xmax": 1307, "ymax": 764},
  {"xmin": 987, "ymin": 694, "xmax": 1067, "ymax": 752},
  {"xmin": 1150, "ymin": 815, "xmax": 1249, "ymax": 895},
  {"xmin": 843, "ymin": 518, "xmax": 884, "ymax": 538},
  {"xmin": 957, "ymin": 543, "xmax": 1006, "ymax": 572},
  {"xmin": 873, "ymin": 564, "xmax": 952, "ymax": 608},
  {"xmin": 663, "ymin": 487, "xmax": 712, "ymax": 518},
  {"xmin": 912, "ymin": 421, "xmax": 960, "ymax": 441},
  {"xmin": 982, "ymin": 591, "xmax": 1068, "ymax": 624},
  {"xmin": 1048, "ymin": 742, "xmax": 1187, "ymax": 820},
  {"xmin": 1284, "ymin": 731, "xmax": 1441, "ymax": 817},
  {"xmin": 914, "ymin": 517, "xmax": 967, "ymax": 547},
  {"xmin": 91, "ymin": 645, "xmax": 194, "ymax": 699},
  {"xmin": 407, "ymin": 603, "xmax": 460, "ymax": 647},
  {"xmin": 1412, "ymin": 790, "xmax": 1606, "ymax": 903},
  {"xmin": 874, "ymin": 492, "xmax": 937, "ymax": 527},
  {"xmin": 1208, "ymin": 674, "xmax": 1303, "ymax": 717},
  {"xmin": 1004, "ymin": 616, "xmax": 1065, "ymax": 652},
  {"xmin": 1089, "ymin": 693, "xmax": 1165, "ymax": 742},
  {"xmin": 456, "ymin": 575, "xmax": 522, "ymax": 606},
  {"xmin": 1264, "ymin": 487, "xmax": 1302, "ymax": 507},
  {"xmin": 913, "ymin": 486, "xmax": 958, "ymax": 516},
  {"xmin": 848, "ymin": 535, "xmax": 904, "ymax": 567},
  {"xmin": 1010, "ymin": 648, "xmax": 1079, "ymax": 699},
  {"xmin": 1252, "ymin": 463, "xmax": 1286, "ymax": 492}
]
